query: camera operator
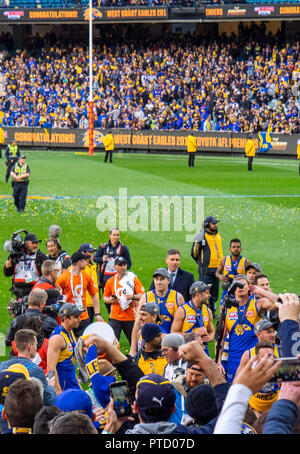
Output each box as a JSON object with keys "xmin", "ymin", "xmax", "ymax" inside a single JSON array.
[
  {"xmin": 216, "ymin": 274, "xmax": 279, "ymax": 384},
  {"xmin": 94, "ymin": 228, "xmax": 132, "ymax": 314},
  {"xmin": 5, "ymin": 288, "xmax": 58, "ymax": 349},
  {"xmin": 4, "ymin": 232, "xmax": 47, "ymax": 298}
]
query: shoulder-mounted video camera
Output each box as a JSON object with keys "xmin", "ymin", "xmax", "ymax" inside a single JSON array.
[{"xmin": 4, "ymin": 229, "xmax": 28, "ymax": 262}]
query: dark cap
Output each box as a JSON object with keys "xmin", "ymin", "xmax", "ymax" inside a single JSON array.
[
  {"xmin": 204, "ymin": 216, "xmax": 219, "ymax": 225},
  {"xmin": 141, "ymin": 322, "xmax": 162, "ymax": 343},
  {"xmin": 114, "ymin": 256, "xmax": 127, "ymax": 266},
  {"xmin": 0, "ymin": 371, "xmax": 27, "ymax": 404},
  {"xmin": 185, "ymin": 384, "xmax": 218, "ymax": 425},
  {"xmin": 19, "ymin": 154, "xmax": 26, "ymax": 159},
  {"xmin": 190, "ymin": 281, "xmax": 212, "ymax": 296},
  {"xmin": 59, "ymin": 303, "xmax": 84, "ymax": 318},
  {"xmin": 140, "ymin": 302, "xmax": 161, "ymax": 321},
  {"xmin": 24, "ymin": 233, "xmax": 41, "ymax": 243},
  {"xmin": 153, "ymin": 268, "xmax": 170, "ymax": 279},
  {"xmin": 71, "ymin": 251, "xmax": 90, "ymax": 264},
  {"xmin": 246, "ymin": 262, "xmax": 262, "ymax": 273},
  {"xmin": 254, "ymin": 319, "xmax": 275, "ymax": 334},
  {"xmin": 136, "ymin": 373, "xmax": 176, "ymax": 419},
  {"xmin": 78, "ymin": 243, "xmax": 96, "ymax": 253}
]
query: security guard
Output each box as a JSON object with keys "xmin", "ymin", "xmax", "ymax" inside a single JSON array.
[
  {"xmin": 10, "ymin": 154, "xmax": 30, "ymax": 212},
  {"xmin": 5, "ymin": 140, "xmax": 20, "ymax": 183},
  {"xmin": 103, "ymin": 130, "xmax": 114, "ymax": 163},
  {"xmin": 245, "ymin": 133, "xmax": 256, "ymax": 171},
  {"xmin": 186, "ymin": 132, "xmax": 197, "ymax": 167},
  {"xmin": 0, "ymin": 126, "xmax": 4, "ymax": 159},
  {"xmin": 191, "ymin": 216, "xmax": 223, "ymax": 317}
]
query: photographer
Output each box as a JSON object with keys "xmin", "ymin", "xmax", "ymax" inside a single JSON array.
[
  {"xmin": 94, "ymin": 229, "xmax": 132, "ymax": 314},
  {"xmin": 5, "ymin": 288, "xmax": 58, "ymax": 348},
  {"xmin": 4, "ymin": 232, "xmax": 47, "ymax": 299},
  {"xmin": 33, "ymin": 260, "xmax": 63, "ymax": 318},
  {"xmin": 216, "ymin": 274, "xmax": 279, "ymax": 384}
]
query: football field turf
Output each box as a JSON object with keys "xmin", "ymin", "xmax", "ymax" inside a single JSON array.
[{"xmin": 0, "ymin": 150, "xmax": 299, "ymax": 357}]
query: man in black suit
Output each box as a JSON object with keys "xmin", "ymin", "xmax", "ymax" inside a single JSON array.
[{"xmin": 149, "ymin": 249, "xmax": 195, "ymax": 302}]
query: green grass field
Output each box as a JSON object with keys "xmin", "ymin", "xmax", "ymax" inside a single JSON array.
[{"xmin": 0, "ymin": 149, "xmax": 299, "ymax": 359}]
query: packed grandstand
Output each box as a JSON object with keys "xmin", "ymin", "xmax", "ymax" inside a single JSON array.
[{"xmin": 0, "ymin": 21, "xmax": 299, "ymax": 134}]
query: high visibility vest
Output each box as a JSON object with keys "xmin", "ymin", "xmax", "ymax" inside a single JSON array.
[{"xmin": 13, "ymin": 163, "xmax": 29, "ymax": 182}]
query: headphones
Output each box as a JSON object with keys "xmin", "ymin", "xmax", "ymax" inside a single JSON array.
[{"xmin": 47, "ymin": 237, "xmax": 61, "ymax": 251}]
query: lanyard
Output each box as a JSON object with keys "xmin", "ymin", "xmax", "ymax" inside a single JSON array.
[{"xmin": 237, "ymin": 301, "xmax": 250, "ymax": 325}]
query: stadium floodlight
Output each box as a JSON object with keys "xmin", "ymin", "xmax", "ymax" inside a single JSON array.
[{"xmin": 88, "ymin": 0, "xmax": 94, "ymax": 156}]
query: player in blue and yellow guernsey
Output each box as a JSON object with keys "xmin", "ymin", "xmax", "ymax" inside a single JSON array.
[
  {"xmin": 246, "ymin": 341, "xmax": 280, "ymax": 417},
  {"xmin": 171, "ymin": 281, "xmax": 215, "ymax": 356},
  {"xmin": 134, "ymin": 268, "xmax": 185, "ymax": 337},
  {"xmin": 217, "ymin": 274, "xmax": 280, "ymax": 383},
  {"xmin": 47, "ymin": 303, "xmax": 83, "ymax": 393},
  {"xmin": 236, "ymin": 318, "xmax": 281, "ymax": 375},
  {"xmin": 216, "ymin": 238, "xmax": 251, "ymax": 307}
]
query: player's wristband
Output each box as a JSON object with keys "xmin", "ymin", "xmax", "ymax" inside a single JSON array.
[{"xmin": 101, "ymin": 430, "xmax": 111, "ymax": 435}]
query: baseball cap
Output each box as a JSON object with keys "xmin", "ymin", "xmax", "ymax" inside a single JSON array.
[
  {"xmin": 78, "ymin": 243, "xmax": 96, "ymax": 253},
  {"xmin": 204, "ymin": 216, "xmax": 219, "ymax": 225},
  {"xmin": 140, "ymin": 302, "xmax": 161, "ymax": 320},
  {"xmin": 59, "ymin": 303, "xmax": 84, "ymax": 318},
  {"xmin": 141, "ymin": 322, "xmax": 162, "ymax": 343},
  {"xmin": 136, "ymin": 373, "xmax": 176, "ymax": 419},
  {"xmin": 6, "ymin": 364, "xmax": 30, "ymax": 380},
  {"xmin": 246, "ymin": 263, "xmax": 262, "ymax": 273},
  {"xmin": 234, "ymin": 274, "xmax": 249, "ymax": 284},
  {"xmin": 55, "ymin": 389, "xmax": 93, "ymax": 419},
  {"xmin": 114, "ymin": 256, "xmax": 127, "ymax": 266},
  {"xmin": 24, "ymin": 233, "xmax": 41, "ymax": 243},
  {"xmin": 185, "ymin": 384, "xmax": 218, "ymax": 425},
  {"xmin": 153, "ymin": 268, "xmax": 169, "ymax": 279},
  {"xmin": 0, "ymin": 370, "xmax": 28, "ymax": 404},
  {"xmin": 71, "ymin": 251, "xmax": 90, "ymax": 263},
  {"xmin": 161, "ymin": 333, "xmax": 185, "ymax": 349},
  {"xmin": 254, "ymin": 319, "xmax": 275, "ymax": 334},
  {"xmin": 19, "ymin": 154, "xmax": 26, "ymax": 159},
  {"xmin": 97, "ymin": 359, "xmax": 117, "ymax": 377},
  {"xmin": 190, "ymin": 281, "xmax": 212, "ymax": 296}
]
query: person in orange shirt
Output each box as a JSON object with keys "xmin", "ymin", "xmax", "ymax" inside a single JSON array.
[
  {"xmin": 103, "ymin": 256, "xmax": 144, "ymax": 345},
  {"xmin": 55, "ymin": 251, "xmax": 104, "ymax": 337}
]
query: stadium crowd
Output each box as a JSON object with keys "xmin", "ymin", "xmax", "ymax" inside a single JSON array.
[
  {"xmin": 0, "ymin": 23, "xmax": 299, "ymax": 133},
  {"xmin": 1, "ymin": 221, "xmax": 300, "ymax": 435}
]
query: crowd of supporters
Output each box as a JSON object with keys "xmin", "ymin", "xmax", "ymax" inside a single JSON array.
[{"xmin": 0, "ymin": 23, "xmax": 299, "ymax": 133}]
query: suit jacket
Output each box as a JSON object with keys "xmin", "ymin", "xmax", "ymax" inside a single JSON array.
[{"xmin": 149, "ymin": 267, "xmax": 195, "ymax": 302}]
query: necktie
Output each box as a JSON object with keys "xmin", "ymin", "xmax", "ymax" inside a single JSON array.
[{"xmin": 170, "ymin": 272, "xmax": 176, "ymax": 287}]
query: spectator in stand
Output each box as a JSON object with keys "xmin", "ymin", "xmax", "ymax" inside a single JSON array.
[{"xmin": 0, "ymin": 26, "xmax": 298, "ymax": 134}]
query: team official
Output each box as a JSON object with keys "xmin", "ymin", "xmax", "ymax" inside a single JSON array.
[{"xmin": 191, "ymin": 216, "xmax": 223, "ymax": 317}]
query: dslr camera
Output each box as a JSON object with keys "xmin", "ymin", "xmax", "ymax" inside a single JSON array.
[{"xmin": 222, "ymin": 279, "xmax": 245, "ymax": 309}]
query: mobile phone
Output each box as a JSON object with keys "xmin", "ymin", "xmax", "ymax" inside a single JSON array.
[
  {"xmin": 109, "ymin": 380, "xmax": 132, "ymax": 417},
  {"xmin": 269, "ymin": 357, "xmax": 300, "ymax": 383}
]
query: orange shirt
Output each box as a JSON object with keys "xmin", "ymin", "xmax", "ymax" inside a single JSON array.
[
  {"xmin": 104, "ymin": 272, "xmax": 144, "ymax": 322},
  {"xmin": 56, "ymin": 269, "xmax": 98, "ymax": 321}
]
